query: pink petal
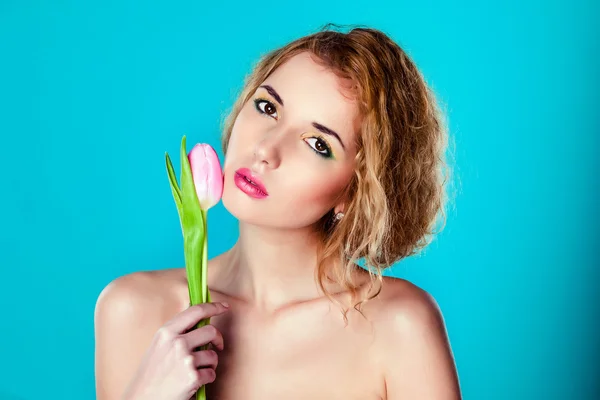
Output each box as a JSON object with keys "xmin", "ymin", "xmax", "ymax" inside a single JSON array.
[{"xmin": 188, "ymin": 143, "xmax": 223, "ymax": 210}]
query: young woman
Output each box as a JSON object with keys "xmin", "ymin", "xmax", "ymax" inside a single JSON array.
[{"xmin": 95, "ymin": 25, "xmax": 461, "ymax": 400}]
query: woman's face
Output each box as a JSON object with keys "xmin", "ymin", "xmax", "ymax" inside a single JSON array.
[{"xmin": 221, "ymin": 52, "xmax": 361, "ymax": 229}]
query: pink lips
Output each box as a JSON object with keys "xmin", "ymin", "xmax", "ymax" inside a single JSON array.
[{"xmin": 234, "ymin": 167, "xmax": 269, "ymax": 198}]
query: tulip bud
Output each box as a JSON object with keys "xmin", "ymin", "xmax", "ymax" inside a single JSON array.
[{"xmin": 188, "ymin": 143, "xmax": 224, "ymax": 210}]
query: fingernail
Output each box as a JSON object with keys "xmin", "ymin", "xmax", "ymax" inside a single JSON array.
[{"xmin": 222, "ymin": 302, "xmax": 230, "ymax": 308}]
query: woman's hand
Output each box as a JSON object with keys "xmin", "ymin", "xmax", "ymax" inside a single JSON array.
[{"xmin": 121, "ymin": 302, "xmax": 231, "ymax": 400}]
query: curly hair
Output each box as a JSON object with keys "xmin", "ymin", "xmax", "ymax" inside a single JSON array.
[{"xmin": 219, "ymin": 23, "xmax": 455, "ymax": 325}]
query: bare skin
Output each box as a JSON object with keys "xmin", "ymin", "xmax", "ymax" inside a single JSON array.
[
  {"xmin": 167, "ymin": 255, "xmax": 385, "ymax": 399},
  {"xmin": 96, "ymin": 252, "xmax": 458, "ymax": 399}
]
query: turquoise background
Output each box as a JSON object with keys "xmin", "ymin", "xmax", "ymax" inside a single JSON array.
[{"xmin": 1, "ymin": 0, "xmax": 598, "ymax": 399}]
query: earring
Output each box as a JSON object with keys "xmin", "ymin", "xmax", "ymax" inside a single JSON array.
[{"xmin": 334, "ymin": 212, "xmax": 344, "ymax": 221}]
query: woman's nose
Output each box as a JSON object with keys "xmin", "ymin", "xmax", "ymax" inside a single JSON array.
[{"xmin": 253, "ymin": 130, "xmax": 283, "ymax": 169}]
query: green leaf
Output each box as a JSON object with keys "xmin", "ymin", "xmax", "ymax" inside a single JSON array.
[
  {"xmin": 179, "ymin": 135, "xmax": 204, "ymax": 232},
  {"xmin": 165, "ymin": 152, "xmax": 183, "ymax": 219},
  {"xmin": 184, "ymin": 228, "xmax": 205, "ymax": 305},
  {"xmin": 179, "ymin": 135, "xmax": 206, "ymax": 307}
]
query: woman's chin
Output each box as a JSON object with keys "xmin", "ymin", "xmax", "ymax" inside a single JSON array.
[{"xmin": 222, "ymin": 195, "xmax": 267, "ymax": 225}]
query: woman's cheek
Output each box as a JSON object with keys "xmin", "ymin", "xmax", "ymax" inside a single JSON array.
[{"xmin": 293, "ymin": 171, "xmax": 345, "ymax": 206}]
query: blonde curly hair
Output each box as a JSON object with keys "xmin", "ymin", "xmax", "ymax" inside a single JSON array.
[{"xmin": 220, "ymin": 23, "xmax": 455, "ymax": 325}]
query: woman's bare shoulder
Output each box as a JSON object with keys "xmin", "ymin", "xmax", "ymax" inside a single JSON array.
[
  {"xmin": 372, "ymin": 275, "xmax": 440, "ymax": 318},
  {"xmin": 360, "ymin": 275, "xmax": 442, "ymax": 333},
  {"xmin": 373, "ymin": 276, "xmax": 460, "ymax": 397},
  {"xmin": 93, "ymin": 269, "xmax": 188, "ymax": 399},
  {"xmin": 95, "ymin": 268, "xmax": 188, "ymax": 327}
]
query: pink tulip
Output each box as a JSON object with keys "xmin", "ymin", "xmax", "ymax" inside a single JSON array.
[{"xmin": 188, "ymin": 143, "xmax": 224, "ymax": 210}]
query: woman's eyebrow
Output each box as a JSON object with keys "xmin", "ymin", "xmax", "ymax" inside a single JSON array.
[
  {"xmin": 260, "ymin": 85, "xmax": 284, "ymax": 106},
  {"xmin": 311, "ymin": 122, "xmax": 346, "ymax": 151},
  {"xmin": 258, "ymin": 84, "xmax": 346, "ymax": 151}
]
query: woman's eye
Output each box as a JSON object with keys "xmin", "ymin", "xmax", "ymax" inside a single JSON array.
[
  {"xmin": 304, "ymin": 137, "xmax": 332, "ymax": 158},
  {"xmin": 254, "ymin": 99, "xmax": 278, "ymax": 119}
]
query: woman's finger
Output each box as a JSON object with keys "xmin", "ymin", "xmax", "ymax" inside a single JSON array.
[
  {"xmin": 193, "ymin": 349, "xmax": 219, "ymax": 369},
  {"xmin": 163, "ymin": 302, "xmax": 230, "ymax": 335},
  {"xmin": 185, "ymin": 323, "xmax": 225, "ymax": 351}
]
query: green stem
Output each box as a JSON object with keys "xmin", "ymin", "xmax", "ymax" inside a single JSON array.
[
  {"xmin": 196, "ymin": 211, "xmax": 210, "ymax": 400},
  {"xmin": 202, "ymin": 210, "xmax": 208, "ymax": 303}
]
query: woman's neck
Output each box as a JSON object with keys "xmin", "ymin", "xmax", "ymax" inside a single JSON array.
[
  {"xmin": 210, "ymin": 220, "xmax": 373, "ymax": 317},
  {"xmin": 217, "ymin": 221, "xmax": 326, "ymax": 312}
]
